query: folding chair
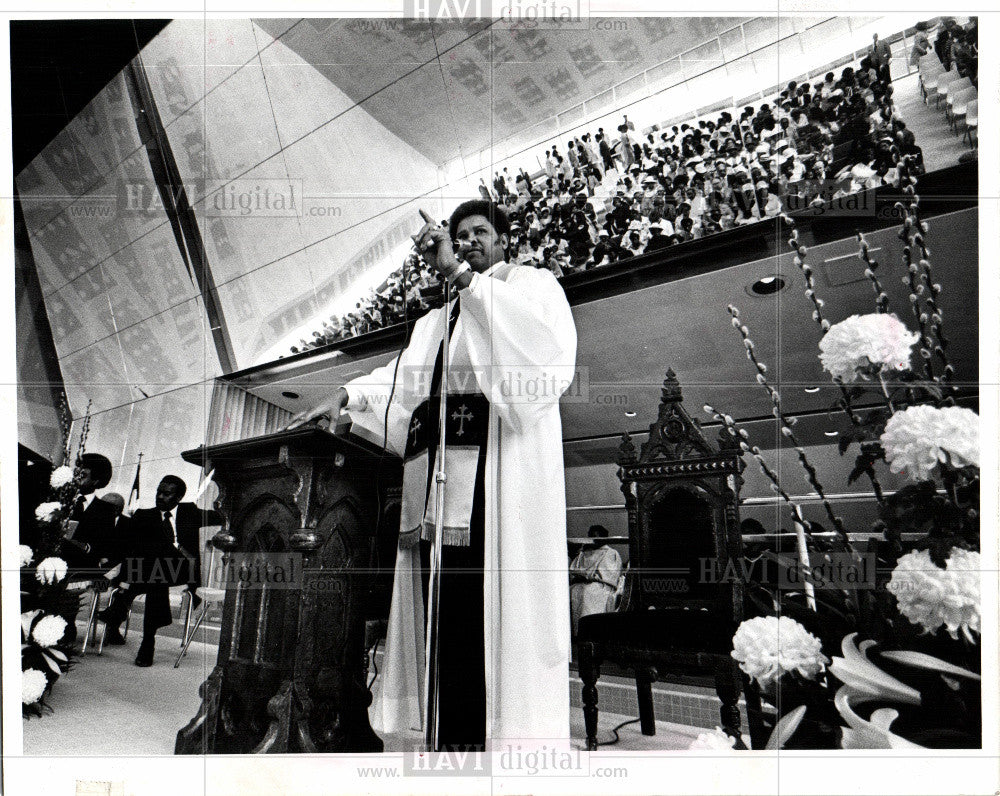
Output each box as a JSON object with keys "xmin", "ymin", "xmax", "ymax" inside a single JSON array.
[
  {"xmin": 930, "ymin": 70, "xmax": 958, "ymax": 109},
  {"xmin": 943, "ymin": 77, "xmax": 973, "ymax": 123},
  {"xmin": 80, "ymin": 582, "xmax": 108, "ymax": 655},
  {"xmin": 175, "ymin": 540, "xmax": 227, "ymax": 667},
  {"xmin": 919, "ymin": 60, "xmax": 947, "ymax": 102},
  {"xmin": 949, "ymin": 86, "xmax": 977, "ymax": 133},
  {"xmin": 963, "ymin": 100, "xmax": 978, "ymax": 148}
]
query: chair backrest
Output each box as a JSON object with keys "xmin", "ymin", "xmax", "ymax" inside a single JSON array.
[
  {"xmin": 947, "ymin": 79, "xmax": 974, "ymax": 101},
  {"xmin": 951, "ymin": 86, "xmax": 977, "ymax": 107},
  {"xmin": 616, "ymin": 370, "xmax": 746, "ymax": 619},
  {"xmin": 936, "ymin": 70, "xmax": 960, "ymax": 91}
]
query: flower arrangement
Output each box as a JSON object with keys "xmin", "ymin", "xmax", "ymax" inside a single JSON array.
[
  {"xmin": 881, "ymin": 404, "xmax": 980, "ymax": 480},
  {"xmin": 731, "ymin": 616, "xmax": 829, "ymax": 688},
  {"xmin": 704, "ymin": 158, "xmax": 981, "ymax": 749},
  {"xmin": 887, "ymin": 548, "xmax": 980, "ymax": 641},
  {"xmin": 688, "ymin": 727, "xmax": 737, "ymax": 751},
  {"xmin": 19, "ymin": 397, "xmax": 94, "ymax": 717},
  {"xmin": 819, "ymin": 313, "xmax": 919, "ymax": 381}
]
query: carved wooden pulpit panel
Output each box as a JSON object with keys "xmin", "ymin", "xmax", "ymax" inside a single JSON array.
[{"xmin": 175, "ymin": 426, "xmax": 400, "ymax": 754}]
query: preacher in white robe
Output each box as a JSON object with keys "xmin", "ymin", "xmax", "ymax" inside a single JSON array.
[{"xmin": 331, "ymin": 201, "xmax": 578, "ymax": 745}]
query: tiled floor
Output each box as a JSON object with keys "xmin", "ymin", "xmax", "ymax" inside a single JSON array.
[{"xmin": 22, "ymin": 635, "xmax": 701, "ymax": 756}]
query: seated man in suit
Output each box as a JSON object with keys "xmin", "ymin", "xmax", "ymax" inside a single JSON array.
[
  {"xmin": 99, "ymin": 475, "xmax": 217, "ymax": 666},
  {"xmin": 62, "ymin": 453, "xmax": 120, "ymax": 578}
]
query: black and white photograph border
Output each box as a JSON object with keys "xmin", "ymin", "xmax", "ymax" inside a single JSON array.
[{"xmin": 0, "ymin": 1, "xmax": 997, "ymax": 795}]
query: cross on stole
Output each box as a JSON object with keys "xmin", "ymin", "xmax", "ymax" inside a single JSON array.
[{"xmin": 451, "ymin": 405, "xmax": 474, "ymax": 437}]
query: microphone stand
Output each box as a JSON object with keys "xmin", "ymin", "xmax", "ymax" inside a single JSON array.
[{"xmin": 423, "ymin": 275, "xmax": 454, "ymax": 753}]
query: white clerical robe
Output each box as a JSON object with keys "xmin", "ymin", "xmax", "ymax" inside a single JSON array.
[
  {"xmin": 343, "ymin": 259, "xmax": 577, "ymax": 742},
  {"xmin": 569, "ymin": 545, "xmax": 623, "ymax": 635}
]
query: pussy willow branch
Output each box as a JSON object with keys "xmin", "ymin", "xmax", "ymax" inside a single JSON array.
[
  {"xmin": 780, "ymin": 216, "xmax": 886, "ymax": 505},
  {"xmin": 704, "ymin": 404, "xmax": 807, "ymax": 528},
  {"xmin": 857, "ymin": 232, "xmax": 890, "ymax": 314},
  {"xmin": 76, "ymin": 400, "xmax": 94, "ymax": 460},
  {"xmin": 900, "ymin": 235, "xmax": 937, "ymax": 382},
  {"xmin": 727, "ymin": 305, "xmax": 852, "ymax": 544},
  {"xmin": 900, "ymin": 160, "xmax": 955, "ymax": 398},
  {"xmin": 896, "ymin": 159, "xmax": 953, "ymax": 396}
]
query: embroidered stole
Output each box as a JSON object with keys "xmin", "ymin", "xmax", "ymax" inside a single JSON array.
[{"xmin": 398, "ymin": 300, "xmax": 489, "ymax": 548}]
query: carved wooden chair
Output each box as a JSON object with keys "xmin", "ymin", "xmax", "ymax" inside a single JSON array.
[{"xmin": 577, "ymin": 370, "xmax": 765, "ymax": 749}]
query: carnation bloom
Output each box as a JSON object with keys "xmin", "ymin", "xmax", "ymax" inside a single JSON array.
[
  {"xmin": 818, "ymin": 313, "xmax": 919, "ymax": 381},
  {"xmin": 880, "ymin": 405, "xmax": 979, "ymax": 481},
  {"xmin": 22, "ymin": 668, "xmax": 48, "ymax": 705},
  {"xmin": 34, "ymin": 501, "xmax": 63, "ymax": 522},
  {"xmin": 34, "ymin": 557, "xmax": 68, "ymax": 585},
  {"xmin": 887, "ymin": 548, "xmax": 980, "ymax": 641},
  {"xmin": 688, "ymin": 727, "xmax": 736, "ymax": 751},
  {"xmin": 49, "ymin": 465, "xmax": 74, "ymax": 488},
  {"xmin": 31, "ymin": 614, "xmax": 68, "ymax": 648},
  {"xmin": 732, "ymin": 616, "xmax": 829, "ymax": 687},
  {"xmin": 18, "ymin": 545, "xmax": 33, "ymax": 567}
]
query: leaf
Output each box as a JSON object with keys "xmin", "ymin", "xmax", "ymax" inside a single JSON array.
[
  {"xmin": 764, "ymin": 704, "xmax": 807, "ymax": 750},
  {"xmin": 41, "ymin": 652, "xmax": 62, "ymax": 674},
  {"xmin": 878, "ymin": 650, "xmax": 981, "ymax": 681},
  {"xmin": 830, "ymin": 634, "xmax": 921, "ymax": 705}
]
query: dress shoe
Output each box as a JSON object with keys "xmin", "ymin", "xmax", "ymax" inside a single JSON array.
[
  {"xmin": 104, "ymin": 627, "xmax": 127, "ymax": 645},
  {"xmin": 135, "ymin": 639, "xmax": 155, "ymax": 667}
]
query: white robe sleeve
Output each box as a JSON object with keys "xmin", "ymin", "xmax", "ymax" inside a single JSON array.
[
  {"xmin": 460, "ymin": 265, "xmax": 577, "ymax": 433},
  {"xmin": 342, "ymin": 310, "xmax": 440, "ymax": 458}
]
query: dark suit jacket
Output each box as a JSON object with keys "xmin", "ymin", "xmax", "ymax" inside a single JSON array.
[
  {"xmin": 65, "ymin": 496, "xmax": 120, "ymax": 573},
  {"xmin": 122, "ymin": 503, "xmax": 221, "ymax": 630},
  {"xmin": 127, "ymin": 503, "xmax": 220, "ymax": 588}
]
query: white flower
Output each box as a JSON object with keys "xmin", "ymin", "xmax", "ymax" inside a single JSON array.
[
  {"xmin": 688, "ymin": 727, "xmax": 736, "ymax": 750},
  {"xmin": 34, "ymin": 501, "xmax": 63, "ymax": 522},
  {"xmin": 732, "ymin": 616, "xmax": 829, "ymax": 688},
  {"xmin": 818, "ymin": 313, "xmax": 919, "ymax": 381},
  {"xmin": 18, "ymin": 545, "xmax": 33, "ymax": 567},
  {"xmin": 887, "ymin": 549, "xmax": 980, "ymax": 642},
  {"xmin": 22, "ymin": 668, "xmax": 48, "ymax": 705},
  {"xmin": 49, "ymin": 465, "xmax": 74, "ymax": 488},
  {"xmin": 34, "ymin": 557, "xmax": 68, "ymax": 585},
  {"xmin": 880, "ymin": 405, "xmax": 979, "ymax": 480},
  {"xmin": 31, "ymin": 615, "xmax": 68, "ymax": 648}
]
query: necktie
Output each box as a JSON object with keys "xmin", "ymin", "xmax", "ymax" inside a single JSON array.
[
  {"xmin": 72, "ymin": 495, "xmax": 86, "ymax": 520},
  {"xmin": 163, "ymin": 511, "xmax": 176, "ymax": 547}
]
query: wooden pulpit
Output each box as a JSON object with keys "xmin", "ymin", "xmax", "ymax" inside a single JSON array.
[{"xmin": 174, "ymin": 424, "xmax": 400, "ymax": 754}]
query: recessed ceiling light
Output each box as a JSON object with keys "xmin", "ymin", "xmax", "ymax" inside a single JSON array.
[
  {"xmin": 624, "ymin": 411, "xmax": 637, "ymax": 417},
  {"xmin": 824, "ymin": 431, "xmax": 839, "ymax": 437},
  {"xmin": 748, "ymin": 275, "xmax": 787, "ymax": 295},
  {"xmin": 281, "ymin": 391, "xmax": 300, "ymax": 400},
  {"xmin": 804, "ymin": 387, "xmax": 821, "ymax": 393}
]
